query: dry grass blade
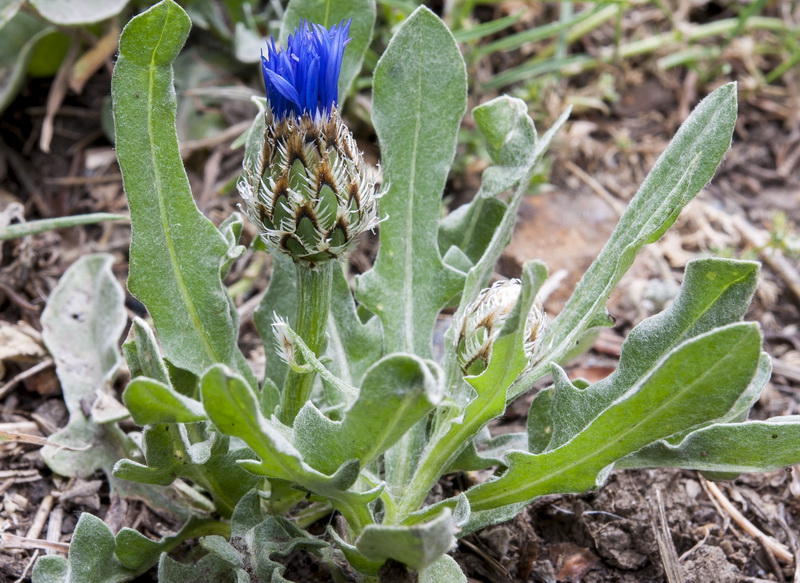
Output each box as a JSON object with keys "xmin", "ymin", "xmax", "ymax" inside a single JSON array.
[{"xmin": 704, "ymin": 480, "xmax": 793, "ymax": 564}]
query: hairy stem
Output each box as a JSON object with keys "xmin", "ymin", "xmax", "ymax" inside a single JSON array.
[{"xmin": 280, "ymin": 260, "xmax": 335, "ymax": 424}]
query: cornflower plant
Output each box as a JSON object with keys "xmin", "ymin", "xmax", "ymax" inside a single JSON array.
[{"xmin": 31, "ymin": 1, "xmax": 800, "ymax": 582}]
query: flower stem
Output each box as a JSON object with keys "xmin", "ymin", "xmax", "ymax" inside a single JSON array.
[{"xmin": 280, "ymin": 260, "xmax": 335, "ymax": 425}]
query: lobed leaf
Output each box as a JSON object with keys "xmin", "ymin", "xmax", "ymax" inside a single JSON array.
[
  {"xmin": 123, "ymin": 378, "xmax": 206, "ymax": 425},
  {"xmin": 528, "ymin": 257, "xmax": 760, "ymax": 453},
  {"xmin": 293, "ymin": 353, "xmax": 442, "ymax": 474},
  {"xmin": 513, "ymin": 83, "xmax": 739, "ymax": 398},
  {"xmin": 113, "ymin": 0, "xmax": 254, "ymax": 386},
  {"xmin": 618, "ymin": 416, "xmax": 800, "ymax": 473},
  {"xmin": 357, "ymin": 6, "xmax": 467, "ymax": 357},
  {"xmin": 467, "ymin": 322, "xmax": 762, "ymax": 513},
  {"xmin": 355, "ymin": 509, "xmax": 458, "ymax": 572}
]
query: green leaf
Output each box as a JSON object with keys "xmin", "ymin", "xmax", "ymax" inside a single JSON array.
[
  {"xmin": 419, "ymin": 554, "xmax": 467, "ymax": 583},
  {"xmin": 200, "ymin": 365, "xmax": 358, "ymax": 495},
  {"xmin": 395, "ymin": 262, "xmax": 547, "ymax": 518},
  {"xmin": 528, "ymin": 258, "xmax": 760, "ymax": 453},
  {"xmin": 254, "ymin": 251, "xmax": 297, "ymax": 390},
  {"xmin": 123, "ymin": 377, "xmax": 206, "ymax": 425},
  {"xmin": 293, "ymin": 353, "xmax": 442, "ymax": 474},
  {"xmin": 438, "ymin": 93, "xmax": 543, "ymax": 264},
  {"xmin": 122, "ymin": 317, "xmax": 171, "ymax": 385},
  {"xmin": 467, "ymin": 322, "xmax": 762, "ymax": 512},
  {"xmin": 113, "ymin": 0, "xmax": 253, "ymax": 387},
  {"xmin": 40, "ymin": 254, "xmax": 135, "ymax": 477},
  {"xmin": 326, "ymin": 263, "xmax": 383, "ymax": 389},
  {"xmin": 113, "ymin": 425, "xmax": 182, "ymax": 486},
  {"xmin": 356, "ymin": 509, "xmax": 457, "ymax": 572},
  {"xmin": 0, "ymin": 10, "xmax": 52, "ymax": 114},
  {"xmin": 31, "ymin": 514, "xmax": 133, "ymax": 583},
  {"xmin": 158, "ymin": 553, "xmax": 239, "ymax": 583},
  {"xmin": 618, "ymin": 416, "xmax": 800, "ymax": 473},
  {"xmin": 357, "ymin": 6, "xmax": 467, "ymax": 357},
  {"xmin": 31, "ymin": 0, "xmax": 130, "ymax": 24},
  {"xmin": 513, "ymin": 83, "xmax": 739, "ymax": 398},
  {"xmin": 279, "ymin": 0, "xmax": 376, "ymax": 104}
]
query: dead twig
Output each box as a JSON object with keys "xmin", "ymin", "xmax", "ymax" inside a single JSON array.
[{"xmin": 704, "ymin": 480, "xmax": 793, "ymax": 565}]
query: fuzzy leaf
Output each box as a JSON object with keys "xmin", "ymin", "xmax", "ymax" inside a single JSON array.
[
  {"xmin": 113, "ymin": 0, "xmax": 254, "ymax": 386},
  {"xmin": 357, "ymin": 6, "xmax": 467, "ymax": 357},
  {"xmin": 31, "ymin": 0, "xmax": 129, "ymax": 24},
  {"xmin": 293, "ymin": 354, "xmax": 442, "ymax": 474},
  {"xmin": 618, "ymin": 416, "xmax": 800, "ymax": 473},
  {"xmin": 356, "ymin": 509, "xmax": 457, "ymax": 572},
  {"xmin": 419, "ymin": 555, "xmax": 468, "ymax": 583},
  {"xmin": 123, "ymin": 377, "xmax": 206, "ymax": 425},
  {"xmin": 200, "ymin": 365, "xmax": 359, "ymax": 496},
  {"xmin": 467, "ymin": 322, "xmax": 762, "ymax": 512},
  {"xmin": 122, "ymin": 317, "xmax": 171, "ymax": 385},
  {"xmin": 326, "ymin": 263, "xmax": 384, "ymax": 390},
  {"xmin": 513, "ymin": 83, "xmax": 739, "ymax": 397},
  {"xmin": 528, "ymin": 258, "xmax": 760, "ymax": 453}
]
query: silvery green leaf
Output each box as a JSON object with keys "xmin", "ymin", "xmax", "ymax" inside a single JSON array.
[
  {"xmin": 32, "ymin": 514, "xmax": 132, "ymax": 583},
  {"xmin": 122, "ymin": 317, "xmax": 170, "ymax": 385},
  {"xmin": 218, "ymin": 213, "xmax": 245, "ymax": 278},
  {"xmin": 325, "ymin": 263, "xmax": 383, "ymax": 390},
  {"xmin": 419, "ymin": 555, "xmax": 468, "ymax": 583},
  {"xmin": 113, "ymin": 0, "xmax": 254, "ymax": 387},
  {"xmin": 400, "ymin": 262, "xmax": 547, "ymax": 516},
  {"xmin": 158, "ymin": 553, "xmax": 239, "ymax": 583},
  {"xmin": 113, "ymin": 426, "xmax": 182, "ymax": 486},
  {"xmin": 31, "ymin": 0, "xmax": 129, "ymax": 24},
  {"xmin": 280, "ymin": 0, "xmax": 375, "ymax": 105},
  {"xmin": 255, "ymin": 251, "xmax": 297, "ymax": 391},
  {"xmin": 448, "ymin": 430, "xmax": 527, "ymax": 472},
  {"xmin": 123, "ymin": 378, "xmax": 206, "ymax": 425},
  {"xmin": 293, "ymin": 354, "xmax": 442, "ymax": 474},
  {"xmin": 355, "ymin": 509, "xmax": 458, "ymax": 572},
  {"xmin": 357, "ymin": 6, "xmax": 467, "ymax": 357},
  {"xmin": 514, "ymin": 83, "xmax": 738, "ymax": 397},
  {"xmin": 528, "ymin": 258, "xmax": 760, "ymax": 453},
  {"xmin": 618, "ymin": 416, "xmax": 800, "ymax": 473},
  {"xmin": 0, "ymin": 11, "xmax": 52, "ymax": 114},
  {"xmin": 200, "ymin": 365, "xmax": 362, "ymax": 500},
  {"xmin": 467, "ymin": 322, "xmax": 761, "ymax": 512}
]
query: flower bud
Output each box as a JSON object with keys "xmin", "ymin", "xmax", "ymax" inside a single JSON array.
[
  {"xmin": 455, "ymin": 280, "xmax": 547, "ymax": 376},
  {"xmin": 238, "ymin": 20, "xmax": 380, "ymax": 265}
]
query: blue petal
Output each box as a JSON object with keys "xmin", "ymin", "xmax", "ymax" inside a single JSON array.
[{"xmin": 261, "ymin": 18, "xmax": 352, "ymax": 119}]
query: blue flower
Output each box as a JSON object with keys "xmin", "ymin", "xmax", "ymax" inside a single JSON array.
[{"xmin": 262, "ymin": 19, "xmax": 351, "ymax": 119}]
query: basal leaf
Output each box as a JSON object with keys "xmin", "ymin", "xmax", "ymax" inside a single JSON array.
[
  {"xmin": 357, "ymin": 6, "xmax": 467, "ymax": 357},
  {"xmin": 113, "ymin": 0, "xmax": 253, "ymax": 386},
  {"xmin": 528, "ymin": 257, "xmax": 760, "ymax": 453},
  {"xmin": 356, "ymin": 509, "xmax": 457, "ymax": 572},
  {"xmin": 468, "ymin": 322, "xmax": 761, "ymax": 512},
  {"xmin": 618, "ymin": 416, "xmax": 800, "ymax": 473}
]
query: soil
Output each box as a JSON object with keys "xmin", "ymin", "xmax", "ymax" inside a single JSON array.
[{"xmin": 2, "ymin": 2, "xmax": 800, "ymax": 582}]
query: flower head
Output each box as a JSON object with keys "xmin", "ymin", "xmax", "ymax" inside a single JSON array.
[
  {"xmin": 261, "ymin": 19, "xmax": 351, "ymax": 120},
  {"xmin": 239, "ymin": 19, "xmax": 380, "ymax": 265},
  {"xmin": 455, "ymin": 280, "xmax": 548, "ymax": 376}
]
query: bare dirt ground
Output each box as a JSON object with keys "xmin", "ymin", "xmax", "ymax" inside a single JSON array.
[{"xmin": 2, "ymin": 1, "xmax": 800, "ymax": 581}]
